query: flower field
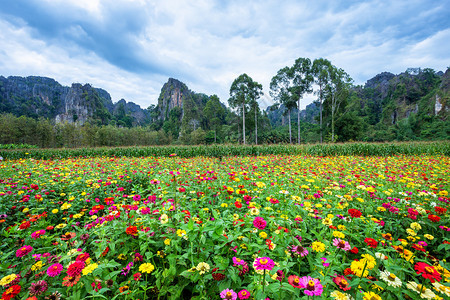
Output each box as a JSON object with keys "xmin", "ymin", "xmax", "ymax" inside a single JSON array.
[{"xmin": 0, "ymin": 153, "xmax": 449, "ymax": 299}]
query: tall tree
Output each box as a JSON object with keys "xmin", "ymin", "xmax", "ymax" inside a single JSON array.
[
  {"xmin": 228, "ymin": 74, "xmax": 263, "ymax": 144},
  {"xmin": 203, "ymin": 95, "xmax": 226, "ymax": 143},
  {"xmin": 312, "ymin": 58, "xmax": 332, "ymax": 143},
  {"xmin": 325, "ymin": 66, "xmax": 353, "ymax": 142},
  {"xmin": 291, "ymin": 57, "xmax": 313, "ymax": 144},
  {"xmin": 270, "ymin": 67, "xmax": 297, "ymax": 144}
]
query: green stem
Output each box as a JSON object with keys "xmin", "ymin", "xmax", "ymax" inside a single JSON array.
[{"xmin": 262, "ymin": 270, "xmax": 266, "ymax": 293}]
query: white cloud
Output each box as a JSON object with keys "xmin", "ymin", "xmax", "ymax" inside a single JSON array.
[{"xmin": 0, "ymin": 0, "xmax": 448, "ymax": 112}]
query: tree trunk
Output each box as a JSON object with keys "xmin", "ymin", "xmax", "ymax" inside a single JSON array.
[
  {"xmin": 297, "ymin": 97, "xmax": 301, "ymax": 144},
  {"xmin": 242, "ymin": 102, "xmax": 246, "ymax": 145},
  {"xmin": 319, "ymin": 84, "xmax": 323, "ymax": 144},
  {"xmin": 288, "ymin": 109, "xmax": 292, "ymax": 144},
  {"xmin": 255, "ymin": 107, "xmax": 258, "ymax": 145},
  {"xmin": 331, "ymin": 95, "xmax": 335, "ymax": 143}
]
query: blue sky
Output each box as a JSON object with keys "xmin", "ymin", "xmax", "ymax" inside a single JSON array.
[{"xmin": 1, "ymin": 0, "xmax": 449, "ymax": 109}]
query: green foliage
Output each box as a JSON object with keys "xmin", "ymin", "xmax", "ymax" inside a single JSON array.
[{"xmin": 0, "ymin": 141, "xmax": 448, "ymax": 160}]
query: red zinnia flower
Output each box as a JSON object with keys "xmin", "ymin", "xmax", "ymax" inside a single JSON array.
[
  {"xmin": 434, "ymin": 206, "xmax": 447, "ymax": 215},
  {"xmin": 2, "ymin": 284, "xmax": 21, "ymax": 300},
  {"xmin": 348, "ymin": 209, "xmax": 362, "ymax": 218},
  {"xmin": 234, "ymin": 201, "xmax": 242, "ymax": 209},
  {"xmin": 364, "ymin": 238, "xmax": 378, "ymax": 248},
  {"xmin": 67, "ymin": 261, "xmax": 85, "ymax": 277},
  {"xmin": 350, "ymin": 247, "xmax": 359, "ymax": 254},
  {"xmin": 288, "ymin": 275, "xmax": 303, "ymax": 288},
  {"xmin": 414, "ymin": 262, "xmax": 441, "ymax": 283},
  {"xmin": 126, "ymin": 226, "xmax": 138, "ymax": 236},
  {"xmin": 428, "ymin": 214, "xmax": 441, "ymax": 222}
]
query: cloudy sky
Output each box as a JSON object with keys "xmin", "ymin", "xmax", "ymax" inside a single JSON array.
[{"xmin": 1, "ymin": 0, "xmax": 449, "ymax": 110}]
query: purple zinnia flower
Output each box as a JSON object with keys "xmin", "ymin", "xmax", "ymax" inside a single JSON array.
[
  {"xmin": 290, "ymin": 245, "xmax": 309, "ymax": 257},
  {"xmin": 232, "ymin": 257, "xmax": 246, "ymax": 266}
]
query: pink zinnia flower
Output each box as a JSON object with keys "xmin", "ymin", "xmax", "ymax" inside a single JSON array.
[
  {"xmin": 299, "ymin": 276, "xmax": 323, "ymax": 296},
  {"xmin": 16, "ymin": 245, "xmax": 33, "ymax": 257},
  {"xmin": 253, "ymin": 257, "xmax": 275, "ymax": 271},
  {"xmin": 253, "ymin": 217, "xmax": 267, "ymax": 230},
  {"xmin": 31, "ymin": 229, "xmax": 46, "ymax": 239},
  {"xmin": 290, "ymin": 245, "xmax": 309, "ymax": 257},
  {"xmin": 238, "ymin": 289, "xmax": 250, "ymax": 300},
  {"xmin": 220, "ymin": 288, "xmax": 237, "ymax": 300},
  {"xmin": 67, "ymin": 261, "xmax": 85, "ymax": 277},
  {"xmin": 47, "ymin": 263, "xmax": 63, "ymax": 277},
  {"xmin": 232, "ymin": 257, "xmax": 246, "ymax": 266},
  {"xmin": 333, "ymin": 238, "xmax": 351, "ymax": 251}
]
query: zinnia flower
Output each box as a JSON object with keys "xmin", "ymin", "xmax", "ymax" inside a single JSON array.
[
  {"xmin": 62, "ymin": 275, "xmax": 81, "ymax": 287},
  {"xmin": 362, "ymin": 291, "xmax": 382, "ymax": 300},
  {"xmin": 253, "ymin": 216, "xmax": 267, "ymax": 230},
  {"xmin": 47, "ymin": 263, "xmax": 63, "ymax": 277},
  {"xmin": 414, "ymin": 262, "xmax": 441, "ymax": 283},
  {"xmin": 2, "ymin": 285, "xmax": 21, "ymax": 300},
  {"xmin": 31, "ymin": 229, "xmax": 46, "ymax": 239},
  {"xmin": 16, "ymin": 245, "xmax": 33, "ymax": 258},
  {"xmin": 67, "ymin": 261, "xmax": 85, "ymax": 277},
  {"xmin": 126, "ymin": 226, "xmax": 138, "ymax": 236},
  {"xmin": 220, "ymin": 288, "xmax": 237, "ymax": 300},
  {"xmin": 333, "ymin": 238, "xmax": 351, "ymax": 251},
  {"xmin": 288, "ymin": 275, "xmax": 303, "ymax": 288},
  {"xmin": 0, "ymin": 274, "xmax": 17, "ymax": 287},
  {"xmin": 406, "ymin": 281, "xmax": 436, "ymax": 299},
  {"xmin": 333, "ymin": 275, "xmax": 351, "ymax": 291},
  {"xmin": 253, "ymin": 257, "xmax": 275, "ymax": 271},
  {"xmin": 379, "ymin": 270, "xmax": 402, "ymax": 288},
  {"xmin": 29, "ymin": 280, "xmax": 48, "ymax": 296},
  {"xmin": 348, "ymin": 209, "xmax": 362, "ymax": 218},
  {"xmin": 299, "ymin": 276, "xmax": 323, "ymax": 296},
  {"xmin": 290, "ymin": 245, "xmax": 309, "ymax": 257},
  {"xmin": 196, "ymin": 262, "xmax": 210, "ymax": 275},
  {"xmin": 139, "ymin": 263, "xmax": 155, "ymax": 274},
  {"xmin": 237, "ymin": 289, "xmax": 250, "ymax": 300},
  {"xmin": 364, "ymin": 238, "xmax": 378, "ymax": 248}
]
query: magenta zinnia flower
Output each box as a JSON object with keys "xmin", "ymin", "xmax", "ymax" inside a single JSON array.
[
  {"xmin": 16, "ymin": 245, "xmax": 33, "ymax": 257},
  {"xmin": 299, "ymin": 276, "xmax": 323, "ymax": 296},
  {"xmin": 47, "ymin": 263, "xmax": 63, "ymax": 277},
  {"xmin": 253, "ymin": 216, "xmax": 267, "ymax": 230},
  {"xmin": 253, "ymin": 257, "xmax": 275, "ymax": 271},
  {"xmin": 220, "ymin": 288, "xmax": 237, "ymax": 300},
  {"xmin": 238, "ymin": 289, "xmax": 250, "ymax": 300},
  {"xmin": 31, "ymin": 229, "xmax": 46, "ymax": 239},
  {"xmin": 333, "ymin": 238, "xmax": 351, "ymax": 251}
]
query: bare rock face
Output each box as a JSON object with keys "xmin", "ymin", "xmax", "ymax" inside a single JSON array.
[
  {"xmin": 0, "ymin": 76, "xmax": 150, "ymax": 125},
  {"xmin": 157, "ymin": 78, "xmax": 188, "ymax": 122}
]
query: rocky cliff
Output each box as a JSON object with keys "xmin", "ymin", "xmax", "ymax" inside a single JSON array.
[{"xmin": 0, "ymin": 76, "xmax": 150, "ymax": 125}]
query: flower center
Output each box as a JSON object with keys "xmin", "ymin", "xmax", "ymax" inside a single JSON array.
[
  {"xmin": 242, "ymin": 291, "xmax": 247, "ymax": 295},
  {"xmin": 6, "ymin": 287, "xmax": 13, "ymax": 294},
  {"xmin": 294, "ymin": 278, "xmax": 299, "ymax": 284},
  {"xmin": 341, "ymin": 279, "xmax": 348, "ymax": 285},
  {"xmin": 388, "ymin": 274, "xmax": 396, "ymax": 280},
  {"xmin": 307, "ymin": 280, "xmax": 315, "ymax": 290},
  {"xmin": 424, "ymin": 266, "xmax": 434, "ymax": 274},
  {"xmin": 53, "ymin": 266, "xmax": 58, "ymax": 270},
  {"xmin": 260, "ymin": 259, "xmax": 268, "ymax": 265},
  {"xmin": 339, "ymin": 241, "xmax": 346, "ymax": 248},
  {"xmin": 236, "ymin": 258, "xmax": 241, "ymax": 262}
]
